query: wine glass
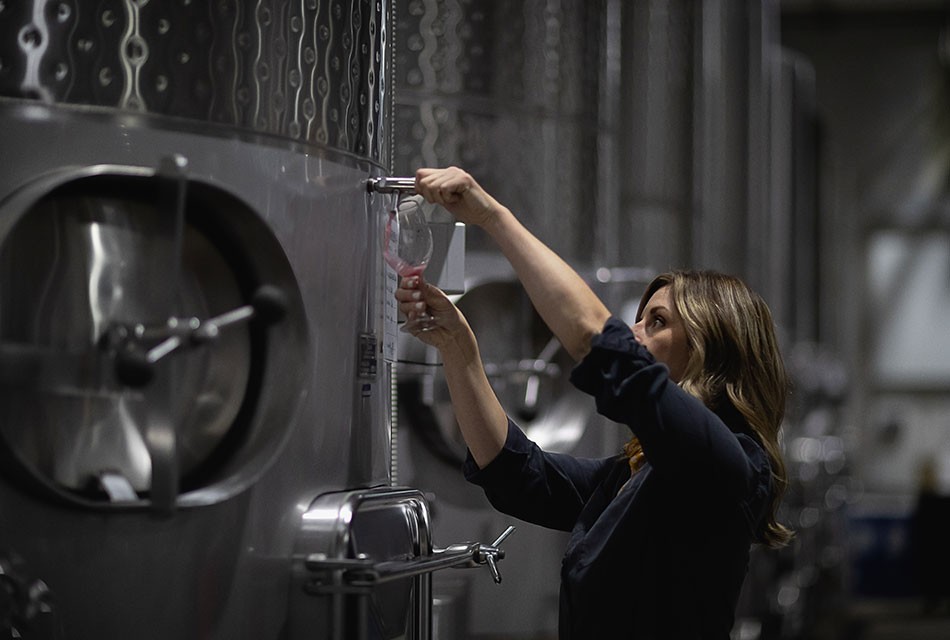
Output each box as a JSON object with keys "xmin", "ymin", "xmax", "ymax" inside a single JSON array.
[{"xmin": 383, "ymin": 194, "xmax": 436, "ymax": 332}]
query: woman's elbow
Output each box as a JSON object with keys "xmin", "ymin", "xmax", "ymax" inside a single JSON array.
[
  {"xmin": 563, "ymin": 323, "xmax": 603, "ymax": 361},
  {"xmin": 564, "ymin": 313, "xmax": 611, "ymax": 362}
]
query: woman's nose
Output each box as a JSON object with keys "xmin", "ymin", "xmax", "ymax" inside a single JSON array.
[{"xmin": 631, "ymin": 322, "xmax": 643, "ymax": 343}]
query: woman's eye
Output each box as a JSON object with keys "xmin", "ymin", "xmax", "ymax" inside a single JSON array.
[{"xmin": 650, "ymin": 315, "xmax": 665, "ymax": 328}]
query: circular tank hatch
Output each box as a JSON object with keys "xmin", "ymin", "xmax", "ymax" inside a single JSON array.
[{"xmin": 0, "ymin": 163, "xmax": 307, "ymax": 510}]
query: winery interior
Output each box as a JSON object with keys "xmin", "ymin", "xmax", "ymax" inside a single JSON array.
[{"xmin": 0, "ymin": 0, "xmax": 949, "ymax": 638}]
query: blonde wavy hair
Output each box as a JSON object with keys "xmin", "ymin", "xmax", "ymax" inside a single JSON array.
[{"xmin": 623, "ymin": 270, "xmax": 793, "ymax": 548}]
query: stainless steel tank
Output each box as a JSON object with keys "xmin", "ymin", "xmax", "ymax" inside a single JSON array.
[
  {"xmin": 389, "ymin": 2, "xmax": 629, "ymax": 636},
  {"xmin": 0, "ymin": 2, "xmax": 499, "ymax": 639}
]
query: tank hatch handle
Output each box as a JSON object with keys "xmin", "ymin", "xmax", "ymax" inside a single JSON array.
[
  {"xmin": 105, "ymin": 284, "xmax": 288, "ymax": 388},
  {"xmin": 0, "ymin": 552, "xmax": 52, "ymax": 636}
]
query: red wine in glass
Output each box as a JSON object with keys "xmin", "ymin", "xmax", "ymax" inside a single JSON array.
[{"xmin": 383, "ymin": 195, "xmax": 436, "ymax": 332}]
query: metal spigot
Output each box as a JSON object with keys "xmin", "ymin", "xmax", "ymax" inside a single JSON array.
[
  {"xmin": 472, "ymin": 525, "xmax": 516, "ymax": 584},
  {"xmin": 366, "ymin": 176, "xmax": 416, "ymax": 194}
]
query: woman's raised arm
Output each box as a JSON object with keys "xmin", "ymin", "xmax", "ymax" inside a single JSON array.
[{"xmin": 414, "ymin": 167, "xmax": 611, "ymax": 361}]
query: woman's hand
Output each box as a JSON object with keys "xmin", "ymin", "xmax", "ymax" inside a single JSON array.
[
  {"xmin": 416, "ymin": 165, "xmax": 611, "ymax": 362},
  {"xmin": 395, "ymin": 275, "xmax": 475, "ymax": 354},
  {"xmin": 414, "ymin": 167, "xmax": 502, "ymax": 228}
]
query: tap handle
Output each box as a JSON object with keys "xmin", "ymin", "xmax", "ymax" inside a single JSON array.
[
  {"xmin": 475, "ymin": 525, "xmax": 516, "ymax": 584},
  {"xmin": 485, "ymin": 553, "xmax": 502, "ymax": 584},
  {"xmin": 491, "ymin": 525, "xmax": 516, "ymax": 547}
]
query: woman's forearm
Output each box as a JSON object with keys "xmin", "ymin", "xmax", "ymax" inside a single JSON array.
[
  {"xmin": 482, "ymin": 205, "xmax": 611, "ymax": 362},
  {"xmin": 438, "ymin": 330, "xmax": 510, "ymax": 468},
  {"xmin": 394, "ymin": 275, "xmax": 509, "ymax": 468}
]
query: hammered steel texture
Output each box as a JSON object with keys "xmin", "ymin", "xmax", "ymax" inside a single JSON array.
[
  {"xmin": 393, "ymin": 0, "xmax": 608, "ymax": 262},
  {"xmin": 0, "ymin": 0, "xmax": 388, "ymax": 162}
]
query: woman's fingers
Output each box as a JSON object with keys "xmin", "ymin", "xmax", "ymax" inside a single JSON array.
[
  {"xmin": 415, "ymin": 167, "xmax": 473, "ymax": 206},
  {"xmin": 395, "ymin": 276, "xmax": 427, "ymax": 316},
  {"xmin": 394, "ymin": 276, "xmax": 464, "ymax": 345},
  {"xmin": 415, "ymin": 167, "xmax": 494, "ymax": 226}
]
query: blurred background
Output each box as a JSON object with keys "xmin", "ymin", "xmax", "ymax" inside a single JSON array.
[{"xmin": 390, "ymin": 1, "xmax": 950, "ymax": 638}]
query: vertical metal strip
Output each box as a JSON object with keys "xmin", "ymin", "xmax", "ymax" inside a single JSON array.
[
  {"xmin": 390, "ymin": 361, "xmax": 398, "ymax": 486},
  {"xmin": 388, "ymin": 0, "xmax": 399, "ymax": 487},
  {"xmin": 389, "ymin": 0, "xmax": 397, "ymax": 174}
]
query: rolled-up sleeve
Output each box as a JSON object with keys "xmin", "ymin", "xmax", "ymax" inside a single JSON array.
[
  {"xmin": 570, "ymin": 317, "xmax": 668, "ymax": 423},
  {"xmin": 464, "ymin": 419, "xmax": 615, "ymax": 531},
  {"xmin": 569, "ymin": 317, "xmax": 762, "ymax": 500}
]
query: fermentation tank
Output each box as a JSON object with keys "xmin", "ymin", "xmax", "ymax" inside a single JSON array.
[{"xmin": 0, "ymin": 2, "xmax": 502, "ymax": 639}]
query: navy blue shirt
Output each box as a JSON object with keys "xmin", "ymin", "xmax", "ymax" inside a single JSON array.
[{"xmin": 464, "ymin": 317, "xmax": 773, "ymax": 639}]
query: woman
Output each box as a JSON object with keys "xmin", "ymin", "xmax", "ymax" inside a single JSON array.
[{"xmin": 397, "ymin": 166, "xmax": 792, "ymax": 639}]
